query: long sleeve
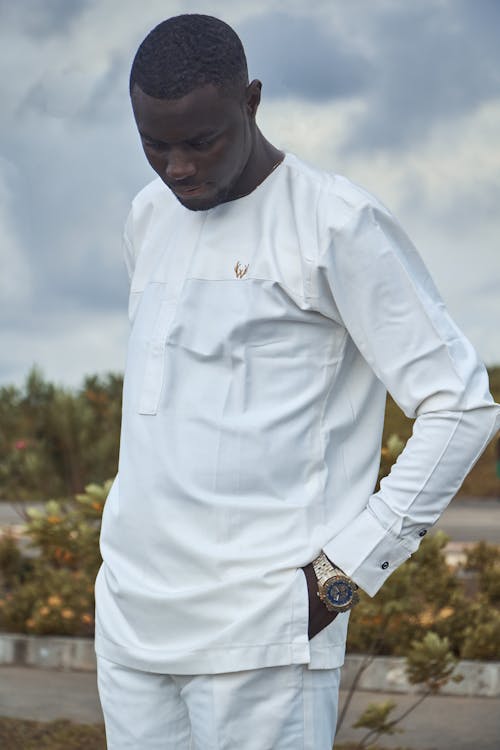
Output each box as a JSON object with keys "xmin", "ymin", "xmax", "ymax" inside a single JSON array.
[{"xmin": 319, "ymin": 199, "xmax": 500, "ymax": 596}]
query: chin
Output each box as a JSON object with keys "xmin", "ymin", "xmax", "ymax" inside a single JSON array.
[
  {"xmin": 177, "ymin": 196, "xmax": 219, "ymax": 211},
  {"xmin": 173, "ymin": 184, "xmax": 233, "ymax": 212}
]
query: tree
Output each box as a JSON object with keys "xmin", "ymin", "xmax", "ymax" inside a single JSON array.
[{"xmin": 0, "ymin": 368, "xmax": 122, "ymax": 501}]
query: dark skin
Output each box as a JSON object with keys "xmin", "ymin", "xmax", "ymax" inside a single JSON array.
[
  {"xmin": 131, "ymin": 80, "xmax": 284, "ymax": 211},
  {"xmin": 303, "ymin": 559, "xmax": 339, "ymax": 639},
  {"xmin": 131, "ymin": 78, "xmax": 338, "ymax": 639}
]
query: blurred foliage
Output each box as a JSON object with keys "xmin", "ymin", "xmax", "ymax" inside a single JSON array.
[
  {"xmin": 346, "ymin": 531, "xmax": 470, "ymax": 657},
  {"xmin": 459, "ymin": 541, "xmax": 500, "ymax": 659},
  {"xmin": 376, "ymin": 432, "xmax": 405, "ymax": 490},
  {"xmin": 406, "ymin": 632, "xmax": 460, "ymax": 691},
  {"xmin": 0, "ymin": 367, "xmax": 122, "ymax": 501},
  {"xmin": 347, "ymin": 531, "xmax": 500, "ymax": 661},
  {"xmin": 0, "ymin": 481, "xmax": 109, "ymax": 636},
  {"xmin": 464, "ymin": 541, "xmax": 500, "ymax": 605},
  {"xmin": 460, "ymin": 602, "xmax": 500, "ymax": 661},
  {"xmin": 353, "ymin": 700, "xmax": 400, "ymax": 738},
  {"xmin": 0, "ymin": 531, "xmax": 24, "ymax": 588}
]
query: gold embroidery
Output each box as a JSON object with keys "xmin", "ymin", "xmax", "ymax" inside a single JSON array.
[{"xmin": 234, "ymin": 261, "xmax": 249, "ymax": 279}]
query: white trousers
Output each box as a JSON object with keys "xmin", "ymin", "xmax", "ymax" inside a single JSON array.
[{"xmin": 97, "ymin": 656, "xmax": 341, "ymax": 750}]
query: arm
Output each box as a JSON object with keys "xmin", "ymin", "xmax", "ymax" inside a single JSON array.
[{"xmin": 307, "ymin": 197, "xmax": 499, "ymax": 624}]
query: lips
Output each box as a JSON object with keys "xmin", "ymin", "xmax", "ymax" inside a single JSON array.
[{"xmin": 171, "ymin": 183, "xmax": 206, "ymax": 198}]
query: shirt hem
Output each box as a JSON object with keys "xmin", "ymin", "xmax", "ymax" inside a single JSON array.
[{"xmin": 95, "ymin": 632, "xmax": 345, "ymax": 674}]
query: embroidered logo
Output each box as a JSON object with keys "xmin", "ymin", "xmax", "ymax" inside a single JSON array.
[{"xmin": 234, "ymin": 261, "xmax": 249, "ymax": 279}]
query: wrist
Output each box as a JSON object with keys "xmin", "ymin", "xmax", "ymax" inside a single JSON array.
[{"xmin": 310, "ymin": 551, "xmax": 359, "ymax": 613}]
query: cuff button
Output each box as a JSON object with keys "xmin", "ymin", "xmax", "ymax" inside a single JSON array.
[
  {"xmin": 381, "ymin": 561, "xmax": 389, "ymax": 570},
  {"xmin": 419, "ymin": 529, "xmax": 427, "ymax": 537}
]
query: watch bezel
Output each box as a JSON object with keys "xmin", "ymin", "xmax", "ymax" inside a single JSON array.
[{"xmin": 318, "ymin": 573, "xmax": 359, "ymax": 613}]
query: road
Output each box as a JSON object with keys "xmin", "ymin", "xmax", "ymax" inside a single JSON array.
[
  {"xmin": 433, "ymin": 497, "xmax": 500, "ymax": 543},
  {"xmin": 1, "ymin": 496, "xmax": 500, "ymax": 543}
]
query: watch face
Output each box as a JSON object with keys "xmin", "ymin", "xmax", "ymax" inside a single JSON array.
[{"xmin": 325, "ymin": 578, "xmax": 354, "ymax": 608}]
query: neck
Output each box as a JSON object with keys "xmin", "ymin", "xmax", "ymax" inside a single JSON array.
[{"xmin": 227, "ymin": 129, "xmax": 284, "ymax": 202}]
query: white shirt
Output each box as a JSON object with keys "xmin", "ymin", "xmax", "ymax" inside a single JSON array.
[{"xmin": 95, "ymin": 153, "xmax": 500, "ymax": 674}]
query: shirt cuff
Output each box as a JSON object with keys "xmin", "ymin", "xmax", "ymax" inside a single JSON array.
[{"xmin": 322, "ymin": 506, "xmax": 417, "ymax": 597}]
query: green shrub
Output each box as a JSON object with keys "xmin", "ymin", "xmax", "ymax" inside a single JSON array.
[
  {"xmin": 0, "ymin": 481, "xmax": 109, "ymax": 636},
  {"xmin": 0, "ymin": 531, "xmax": 25, "ymax": 588},
  {"xmin": 0, "ymin": 368, "xmax": 121, "ymax": 501},
  {"xmin": 346, "ymin": 532, "xmax": 470, "ymax": 658},
  {"xmin": 460, "ymin": 598, "xmax": 500, "ymax": 660}
]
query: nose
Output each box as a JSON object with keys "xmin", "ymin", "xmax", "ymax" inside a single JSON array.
[{"xmin": 165, "ymin": 148, "xmax": 196, "ymax": 182}]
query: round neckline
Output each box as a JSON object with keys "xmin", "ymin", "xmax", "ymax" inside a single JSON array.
[{"xmin": 206, "ymin": 152, "xmax": 291, "ymax": 214}]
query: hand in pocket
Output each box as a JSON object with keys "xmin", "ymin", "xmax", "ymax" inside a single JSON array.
[{"xmin": 301, "ymin": 564, "xmax": 338, "ymax": 639}]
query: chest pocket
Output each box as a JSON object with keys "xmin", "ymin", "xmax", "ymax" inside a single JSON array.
[
  {"xmin": 130, "ymin": 282, "xmax": 178, "ymax": 416},
  {"xmin": 139, "ymin": 299, "xmax": 177, "ymax": 414}
]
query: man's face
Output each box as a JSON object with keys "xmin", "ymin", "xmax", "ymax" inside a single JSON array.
[{"xmin": 131, "ymin": 83, "xmax": 254, "ymax": 211}]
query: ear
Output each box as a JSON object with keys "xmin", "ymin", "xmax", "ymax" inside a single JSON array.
[{"xmin": 245, "ymin": 79, "xmax": 262, "ymax": 119}]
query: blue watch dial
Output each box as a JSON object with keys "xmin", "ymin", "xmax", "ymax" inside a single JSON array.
[{"xmin": 326, "ymin": 579, "xmax": 354, "ymax": 607}]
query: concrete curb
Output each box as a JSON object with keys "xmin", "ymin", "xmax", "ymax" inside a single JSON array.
[
  {"xmin": 341, "ymin": 653, "xmax": 500, "ymax": 698},
  {"xmin": 1, "ymin": 633, "xmax": 499, "ymax": 697},
  {"xmin": 0, "ymin": 633, "xmax": 96, "ymax": 672}
]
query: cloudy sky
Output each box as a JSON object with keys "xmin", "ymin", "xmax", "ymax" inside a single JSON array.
[{"xmin": 1, "ymin": 0, "xmax": 499, "ymax": 387}]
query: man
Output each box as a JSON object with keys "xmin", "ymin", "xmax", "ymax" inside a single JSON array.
[{"xmin": 95, "ymin": 14, "xmax": 500, "ymax": 749}]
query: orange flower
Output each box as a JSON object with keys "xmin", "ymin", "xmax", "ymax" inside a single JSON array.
[
  {"xmin": 418, "ymin": 608, "xmax": 435, "ymax": 626},
  {"xmin": 438, "ymin": 607, "xmax": 454, "ymax": 620},
  {"xmin": 61, "ymin": 608, "xmax": 75, "ymax": 620},
  {"xmin": 26, "ymin": 618, "xmax": 36, "ymax": 629},
  {"xmin": 81, "ymin": 613, "xmax": 93, "ymax": 624},
  {"xmin": 47, "ymin": 516, "xmax": 61, "ymax": 524},
  {"xmin": 48, "ymin": 595, "xmax": 62, "ymax": 607},
  {"xmin": 54, "ymin": 548, "xmax": 73, "ymax": 562},
  {"xmin": 39, "ymin": 606, "xmax": 50, "ymax": 616}
]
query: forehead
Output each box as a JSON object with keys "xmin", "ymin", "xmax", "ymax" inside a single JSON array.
[{"xmin": 131, "ymin": 83, "xmax": 242, "ymax": 142}]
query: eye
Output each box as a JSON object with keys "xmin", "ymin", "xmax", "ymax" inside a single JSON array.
[
  {"xmin": 190, "ymin": 137, "xmax": 215, "ymax": 151},
  {"xmin": 142, "ymin": 137, "xmax": 167, "ymax": 152}
]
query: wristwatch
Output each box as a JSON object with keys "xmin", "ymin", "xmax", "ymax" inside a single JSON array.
[{"xmin": 311, "ymin": 552, "xmax": 359, "ymax": 613}]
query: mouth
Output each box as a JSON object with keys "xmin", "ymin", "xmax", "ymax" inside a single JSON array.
[{"xmin": 171, "ymin": 183, "xmax": 208, "ymax": 198}]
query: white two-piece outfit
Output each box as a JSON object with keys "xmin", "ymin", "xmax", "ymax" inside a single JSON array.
[{"xmin": 95, "ymin": 153, "xmax": 500, "ymax": 749}]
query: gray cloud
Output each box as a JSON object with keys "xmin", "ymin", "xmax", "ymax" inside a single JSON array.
[
  {"xmin": 342, "ymin": 1, "xmax": 500, "ymax": 149},
  {"xmin": 239, "ymin": 3, "xmax": 500, "ymax": 151},
  {"xmin": 78, "ymin": 53, "xmax": 131, "ymax": 123},
  {"xmin": 1, "ymin": 44, "xmax": 143, "ymax": 329},
  {"xmin": 0, "ymin": 0, "xmax": 92, "ymax": 38},
  {"xmin": 239, "ymin": 11, "xmax": 370, "ymax": 101}
]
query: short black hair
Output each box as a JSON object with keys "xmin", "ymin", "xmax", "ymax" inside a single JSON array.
[{"xmin": 130, "ymin": 14, "xmax": 249, "ymax": 100}]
